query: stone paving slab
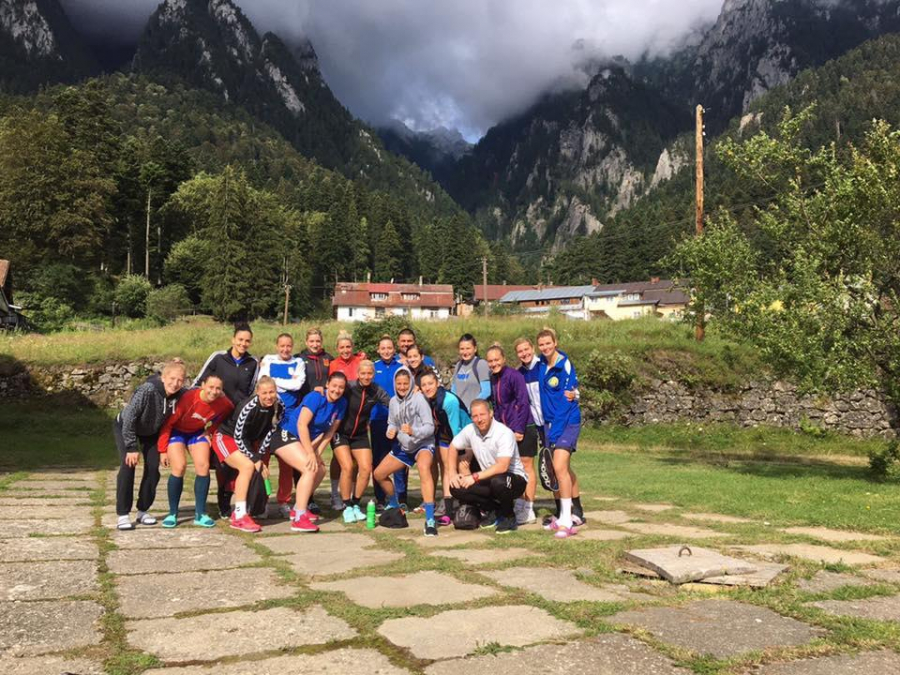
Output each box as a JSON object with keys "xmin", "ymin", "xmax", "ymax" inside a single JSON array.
[
  {"xmin": 0, "ymin": 655, "xmax": 104, "ymax": 674},
  {"xmin": 0, "ymin": 505, "xmax": 78, "ymax": 520},
  {"xmin": 732, "ymin": 544, "xmax": 883, "ymax": 567},
  {"xmin": 0, "ymin": 518, "xmax": 94, "ymax": 538},
  {"xmin": 683, "ymin": 513, "xmax": 753, "ymax": 524},
  {"xmin": 0, "ymin": 537, "xmax": 98, "ymax": 562},
  {"xmin": 4, "ymin": 483, "xmax": 95, "ymax": 494},
  {"xmin": 482, "ymin": 567, "xmax": 653, "ymax": 603},
  {"xmin": 577, "ymin": 528, "xmax": 635, "ymax": 541},
  {"xmin": 810, "ymin": 594, "xmax": 900, "ymax": 621},
  {"xmin": 797, "ymin": 571, "xmax": 875, "ymax": 594},
  {"xmin": 621, "ymin": 523, "xmax": 728, "ymax": 539},
  {"xmin": 431, "ymin": 547, "xmax": 540, "ymax": 565},
  {"xmin": 283, "ymin": 547, "xmax": 404, "ymax": 576},
  {"xmin": 625, "ymin": 546, "xmax": 758, "ymax": 584},
  {"xmin": 863, "ymin": 567, "xmax": 900, "ymax": 584},
  {"xmin": 634, "ymin": 503, "xmax": 676, "ymax": 512},
  {"xmin": 25, "ymin": 472, "xmax": 101, "ymax": 482},
  {"xmin": 261, "ymin": 532, "xmax": 374, "ymax": 555},
  {"xmin": 312, "ymin": 570, "xmax": 498, "ymax": 608},
  {"xmin": 782, "ymin": 526, "xmax": 890, "ymax": 543},
  {"xmin": 610, "ymin": 600, "xmax": 823, "ymax": 658},
  {"xmin": 117, "ymin": 567, "xmax": 293, "ymax": 618},
  {"xmin": 127, "ymin": 605, "xmax": 356, "ymax": 661},
  {"xmin": 142, "ymin": 648, "xmax": 409, "ymax": 675},
  {"xmin": 747, "ymin": 650, "xmax": 900, "ymax": 674},
  {"xmin": 108, "ymin": 545, "xmax": 262, "ymax": 575},
  {"xmin": 0, "ymin": 560, "xmax": 97, "ymax": 601},
  {"xmin": 110, "ymin": 528, "xmax": 234, "ymax": 549},
  {"xmin": 0, "ymin": 599, "xmax": 103, "ymax": 655},
  {"xmin": 0, "ymin": 497, "xmax": 90, "ymax": 507},
  {"xmin": 584, "ymin": 510, "xmax": 633, "ymax": 525},
  {"xmin": 425, "ymin": 634, "xmax": 692, "ymax": 675},
  {"xmin": 378, "ymin": 605, "xmax": 579, "ymax": 660},
  {"xmin": 401, "ymin": 530, "xmax": 494, "ymax": 548},
  {"xmin": 700, "ymin": 562, "xmax": 789, "ymax": 588}
]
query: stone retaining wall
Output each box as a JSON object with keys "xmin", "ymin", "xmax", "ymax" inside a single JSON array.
[{"xmin": 1, "ymin": 360, "xmax": 896, "ymax": 438}]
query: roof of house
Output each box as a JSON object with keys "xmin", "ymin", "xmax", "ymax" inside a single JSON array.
[
  {"xmin": 0, "ymin": 260, "xmax": 9, "ymax": 289},
  {"xmin": 586, "ymin": 279, "xmax": 690, "ymax": 305},
  {"xmin": 499, "ymin": 285, "xmax": 596, "ymax": 303},
  {"xmin": 332, "ymin": 282, "xmax": 455, "ymax": 309},
  {"xmin": 474, "ymin": 284, "xmax": 537, "ymax": 302}
]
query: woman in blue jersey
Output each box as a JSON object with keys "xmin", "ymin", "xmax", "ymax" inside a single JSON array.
[
  {"xmin": 419, "ymin": 370, "xmax": 471, "ymax": 526},
  {"xmin": 271, "ymin": 372, "xmax": 348, "ymax": 533},
  {"xmin": 536, "ymin": 327, "xmax": 584, "ymax": 539}
]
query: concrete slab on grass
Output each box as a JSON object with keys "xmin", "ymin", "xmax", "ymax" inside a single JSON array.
[
  {"xmin": 0, "ymin": 600, "xmax": 103, "ymax": 655},
  {"xmin": 0, "ymin": 560, "xmax": 97, "ymax": 601},
  {"xmin": 863, "ymin": 568, "xmax": 900, "ymax": 584},
  {"xmin": 0, "ymin": 655, "xmax": 104, "ymax": 674},
  {"xmin": 810, "ymin": 595, "xmax": 900, "ymax": 621},
  {"xmin": 633, "ymin": 504, "xmax": 676, "ymax": 513},
  {"xmin": 0, "ymin": 497, "xmax": 90, "ymax": 507},
  {"xmin": 611, "ymin": 600, "xmax": 822, "ymax": 658},
  {"xmin": 108, "ymin": 545, "xmax": 261, "ymax": 575},
  {"xmin": 732, "ymin": 544, "xmax": 883, "ymax": 567},
  {"xmin": 683, "ymin": 513, "xmax": 753, "ymax": 525},
  {"xmin": 431, "ymin": 548, "xmax": 540, "ymax": 566},
  {"xmin": 402, "ymin": 529, "xmax": 494, "ymax": 548},
  {"xmin": 583, "ymin": 510, "xmax": 633, "ymax": 525},
  {"xmin": 260, "ymin": 532, "xmax": 404, "ymax": 576},
  {"xmin": 127, "ymin": 606, "xmax": 356, "ymax": 661},
  {"xmin": 0, "ymin": 518, "xmax": 94, "ymax": 538},
  {"xmin": 748, "ymin": 650, "xmax": 900, "ymax": 674},
  {"xmin": 783, "ymin": 526, "xmax": 890, "ymax": 543},
  {"xmin": 0, "ymin": 537, "xmax": 98, "ymax": 562},
  {"xmin": 625, "ymin": 546, "xmax": 757, "ymax": 584},
  {"xmin": 425, "ymin": 634, "xmax": 691, "ymax": 675},
  {"xmin": 142, "ymin": 648, "xmax": 410, "ymax": 675},
  {"xmin": 577, "ymin": 528, "xmax": 635, "ymax": 542},
  {"xmin": 700, "ymin": 562, "xmax": 789, "ymax": 588},
  {"xmin": 312, "ymin": 570, "xmax": 498, "ymax": 608},
  {"xmin": 378, "ymin": 605, "xmax": 579, "ymax": 660},
  {"xmin": 260, "ymin": 532, "xmax": 374, "ymax": 556},
  {"xmin": 797, "ymin": 571, "xmax": 875, "ymax": 594},
  {"xmin": 116, "ymin": 568, "xmax": 293, "ymax": 618},
  {"xmin": 110, "ymin": 529, "xmax": 234, "ymax": 549},
  {"xmin": 0, "ymin": 505, "xmax": 82, "ymax": 520},
  {"xmin": 621, "ymin": 523, "xmax": 728, "ymax": 540},
  {"xmin": 482, "ymin": 567, "xmax": 653, "ymax": 604}
]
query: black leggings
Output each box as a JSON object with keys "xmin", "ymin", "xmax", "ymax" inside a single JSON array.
[
  {"xmin": 113, "ymin": 417, "xmax": 160, "ymax": 516},
  {"xmin": 450, "ymin": 473, "xmax": 527, "ymax": 519}
]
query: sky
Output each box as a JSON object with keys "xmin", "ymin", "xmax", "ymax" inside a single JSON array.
[{"xmin": 60, "ymin": 0, "xmax": 725, "ymax": 141}]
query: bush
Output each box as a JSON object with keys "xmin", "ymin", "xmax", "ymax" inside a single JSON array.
[
  {"xmin": 164, "ymin": 236, "xmax": 210, "ymax": 306},
  {"xmin": 146, "ymin": 284, "xmax": 192, "ymax": 324},
  {"xmin": 580, "ymin": 349, "xmax": 636, "ymax": 394},
  {"xmin": 26, "ymin": 263, "xmax": 89, "ymax": 310},
  {"xmin": 352, "ymin": 316, "xmax": 419, "ymax": 358},
  {"xmin": 869, "ymin": 440, "xmax": 900, "ymax": 482},
  {"xmin": 15, "ymin": 292, "xmax": 75, "ymax": 332},
  {"xmin": 114, "ymin": 275, "xmax": 153, "ymax": 318}
]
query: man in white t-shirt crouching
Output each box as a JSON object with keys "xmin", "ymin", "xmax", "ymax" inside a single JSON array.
[{"xmin": 448, "ymin": 399, "xmax": 528, "ymax": 534}]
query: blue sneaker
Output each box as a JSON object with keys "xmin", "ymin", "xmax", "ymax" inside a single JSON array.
[
  {"xmin": 162, "ymin": 514, "xmax": 178, "ymax": 529},
  {"xmin": 193, "ymin": 514, "xmax": 215, "ymax": 528},
  {"xmin": 343, "ymin": 506, "xmax": 357, "ymax": 524}
]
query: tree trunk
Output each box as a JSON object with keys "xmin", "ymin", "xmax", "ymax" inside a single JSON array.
[{"xmin": 145, "ymin": 187, "xmax": 152, "ymax": 278}]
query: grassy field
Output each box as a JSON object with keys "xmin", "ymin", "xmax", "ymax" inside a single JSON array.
[{"xmin": 1, "ymin": 315, "xmax": 762, "ymax": 388}]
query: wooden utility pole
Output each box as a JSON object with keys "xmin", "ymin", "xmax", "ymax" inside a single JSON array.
[
  {"xmin": 695, "ymin": 104, "xmax": 706, "ymax": 342},
  {"xmin": 145, "ymin": 187, "xmax": 152, "ymax": 278},
  {"xmin": 282, "ymin": 257, "xmax": 291, "ymax": 326},
  {"xmin": 482, "ymin": 256, "xmax": 489, "ymax": 317}
]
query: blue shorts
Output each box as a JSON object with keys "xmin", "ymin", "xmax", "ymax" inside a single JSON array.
[
  {"xmin": 168, "ymin": 430, "xmax": 210, "ymax": 448},
  {"xmin": 548, "ymin": 424, "xmax": 580, "ymax": 453},
  {"xmin": 391, "ymin": 445, "xmax": 435, "ymax": 468}
]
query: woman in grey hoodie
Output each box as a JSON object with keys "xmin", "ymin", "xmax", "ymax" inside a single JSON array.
[{"xmin": 373, "ymin": 368, "xmax": 438, "ymax": 536}]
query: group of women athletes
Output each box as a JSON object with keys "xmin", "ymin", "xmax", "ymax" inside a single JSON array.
[{"xmin": 115, "ymin": 323, "xmax": 586, "ymax": 538}]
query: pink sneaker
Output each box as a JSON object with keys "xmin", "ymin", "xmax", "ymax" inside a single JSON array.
[
  {"xmin": 436, "ymin": 515, "xmax": 452, "ymax": 527},
  {"xmin": 289, "ymin": 508, "xmax": 319, "ymax": 522},
  {"xmin": 543, "ymin": 516, "xmax": 559, "ymax": 531},
  {"xmin": 554, "ymin": 526, "xmax": 577, "ymax": 539},
  {"xmin": 230, "ymin": 514, "xmax": 261, "ymax": 533},
  {"xmin": 291, "ymin": 513, "xmax": 319, "ymax": 533}
]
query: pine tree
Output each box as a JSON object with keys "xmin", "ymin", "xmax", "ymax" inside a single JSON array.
[{"xmin": 374, "ymin": 219, "xmax": 403, "ymax": 281}]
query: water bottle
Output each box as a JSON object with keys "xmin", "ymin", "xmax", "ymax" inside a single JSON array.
[
  {"xmin": 366, "ymin": 500, "xmax": 377, "ymax": 529},
  {"xmin": 263, "ymin": 477, "xmax": 272, "ymax": 497}
]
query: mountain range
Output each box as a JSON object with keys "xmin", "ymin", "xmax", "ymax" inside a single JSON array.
[{"xmin": 3, "ymin": 0, "xmax": 900, "ymax": 260}]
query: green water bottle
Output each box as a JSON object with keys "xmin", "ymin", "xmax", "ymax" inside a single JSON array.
[
  {"xmin": 366, "ymin": 500, "xmax": 377, "ymax": 529},
  {"xmin": 263, "ymin": 478, "xmax": 272, "ymax": 497}
]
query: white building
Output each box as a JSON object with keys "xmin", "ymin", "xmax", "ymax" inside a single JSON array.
[{"xmin": 332, "ymin": 282, "xmax": 455, "ymax": 322}]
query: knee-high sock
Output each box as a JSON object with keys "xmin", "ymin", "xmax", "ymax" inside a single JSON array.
[
  {"xmin": 168, "ymin": 475, "xmax": 184, "ymax": 516},
  {"xmin": 194, "ymin": 475, "xmax": 211, "ymax": 517}
]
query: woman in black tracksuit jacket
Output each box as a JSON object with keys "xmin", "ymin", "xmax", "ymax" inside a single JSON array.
[{"xmin": 332, "ymin": 359, "xmax": 390, "ymax": 522}]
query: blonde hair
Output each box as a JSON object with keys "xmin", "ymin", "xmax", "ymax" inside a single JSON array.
[
  {"xmin": 536, "ymin": 326, "xmax": 558, "ymax": 343},
  {"xmin": 161, "ymin": 360, "xmax": 186, "ymax": 376},
  {"xmin": 358, "ymin": 359, "xmax": 375, "ymax": 372},
  {"xmin": 256, "ymin": 375, "xmax": 277, "ymax": 391},
  {"xmin": 486, "ymin": 342, "xmax": 505, "ymax": 357},
  {"xmin": 513, "ymin": 337, "xmax": 533, "ymax": 350},
  {"xmin": 336, "ymin": 330, "xmax": 353, "ymax": 346},
  {"xmin": 306, "ymin": 327, "xmax": 323, "ymax": 340}
]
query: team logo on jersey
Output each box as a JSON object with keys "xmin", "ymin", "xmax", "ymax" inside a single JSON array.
[
  {"xmin": 323, "ymin": 359, "xmax": 330, "ymax": 367},
  {"xmin": 548, "ymin": 376, "xmax": 559, "ymax": 388}
]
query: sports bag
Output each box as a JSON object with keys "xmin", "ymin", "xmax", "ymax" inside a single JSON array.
[{"xmin": 453, "ymin": 504, "xmax": 481, "ymax": 530}]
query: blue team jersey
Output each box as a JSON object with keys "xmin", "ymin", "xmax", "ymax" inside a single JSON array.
[
  {"xmin": 371, "ymin": 356, "xmax": 403, "ymax": 421},
  {"xmin": 538, "ymin": 350, "xmax": 581, "ymax": 443},
  {"xmin": 266, "ymin": 357, "xmax": 304, "ymax": 409},
  {"xmin": 281, "ymin": 391, "xmax": 347, "ymax": 439}
]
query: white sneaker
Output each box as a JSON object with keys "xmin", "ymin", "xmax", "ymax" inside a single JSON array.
[
  {"xmin": 523, "ymin": 509, "xmax": 537, "ymax": 525},
  {"xmin": 331, "ymin": 495, "xmax": 346, "ymax": 511}
]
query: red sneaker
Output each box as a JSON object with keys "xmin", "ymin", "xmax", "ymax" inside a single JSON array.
[
  {"xmin": 291, "ymin": 513, "xmax": 319, "ymax": 533},
  {"xmin": 290, "ymin": 508, "xmax": 319, "ymax": 522},
  {"xmin": 230, "ymin": 513, "xmax": 261, "ymax": 533}
]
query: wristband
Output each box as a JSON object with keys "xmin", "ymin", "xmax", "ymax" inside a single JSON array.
[{"xmin": 472, "ymin": 472, "xmax": 480, "ymax": 483}]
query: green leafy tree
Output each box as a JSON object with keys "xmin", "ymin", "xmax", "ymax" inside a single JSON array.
[
  {"xmin": 671, "ymin": 109, "xmax": 900, "ymax": 400},
  {"xmin": 164, "ymin": 235, "xmax": 212, "ymax": 307},
  {"xmin": 115, "ymin": 275, "xmax": 153, "ymax": 318},
  {"xmin": 147, "ymin": 284, "xmax": 193, "ymax": 323}
]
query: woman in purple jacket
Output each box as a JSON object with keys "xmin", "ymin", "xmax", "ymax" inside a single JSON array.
[{"xmin": 485, "ymin": 344, "xmax": 535, "ymax": 524}]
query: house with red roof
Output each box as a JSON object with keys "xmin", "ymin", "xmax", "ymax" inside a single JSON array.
[{"xmin": 332, "ymin": 281, "xmax": 456, "ymax": 322}]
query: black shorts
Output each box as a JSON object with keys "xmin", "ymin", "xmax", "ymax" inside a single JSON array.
[
  {"xmin": 269, "ymin": 429, "xmax": 300, "ymax": 453},
  {"xmin": 332, "ymin": 432, "xmax": 371, "ymax": 451},
  {"xmin": 518, "ymin": 425, "xmax": 539, "ymax": 458}
]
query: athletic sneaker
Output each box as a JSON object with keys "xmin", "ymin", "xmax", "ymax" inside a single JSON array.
[
  {"xmin": 436, "ymin": 515, "xmax": 452, "ymax": 527},
  {"xmin": 352, "ymin": 505, "xmax": 366, "ymax": 522},
  {"xmin": 291, "ymin": 513, "xmax": 319, "ymax": 533},
  {"xmin": 331, "ymin": 495, "xmax": 345, "ymax": 511},
  {"xmin": 343, "ymin": 506, "xmax": 357, "ymax": 524},
  {"xmin": 399, "ymin": 503, "xmax": 409, "ymax": 513},
  {"xmin": 219, "ymin": 506, "xmax": 233, "ymax": 520},
  {"xmin": 496, "ymin": 517, "xmax": 518, "ymax": 535},
  {"xmin": 480, "ymin": 511, "xmax": 499, "ymax": 529},
  {"xmin": 542, "ymin": 516, "xmax": 558, "ymax": 531},
  {"xmin": 229, "ymin": 513, "xmax": 262, "ymax": 533},
  {"xmin": 307, "ymin": 500, "xmax": 322, "ymax": 515},
  {"xmin": 413, "ymin": 504, "xmax": 425, "ymax": 514},
  {"xmin": 554, "ymin": 526, "xmax": 577, "ymax": 539},
  {"xmin": 193, "ymin": 514, "xmax": 216, "ymax": 528},
  {"xmin": 277, "ymin": 503, "xmax": 292, "ymax": 519},
  {"xmin": 518, "ymin": 508, "xmax": 537, "ymax": 525},
  {"xmin": 434, "ymin": 501, "xmax": 447, "ymax": 518},
  {"xmin": 161, "ymin": 514, "xmax": 177, "ymax": 529},
  {"xmin": 136, "ymin": 512, "xmax": 157, "ymax": 526},
  {"xmin": 424, "ymin": 521, "xmax": 438, "ymax": 537}
]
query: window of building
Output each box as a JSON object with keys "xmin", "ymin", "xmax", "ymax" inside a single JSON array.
[
  {"xmin": 375, "ymin": 307, "xmax": 385, "ymax": 318},
  {"xmin": 632, "ymin": 310, "xmax": 642, "ymax": 319},
  {"xmin": 370, "ymin": 293, "xmax": 388, "ymax": 301},
  {"xmin": 401, "ymin": 293, "xmax": 420, "ymax": 301}
]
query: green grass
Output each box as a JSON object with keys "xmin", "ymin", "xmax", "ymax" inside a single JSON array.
[{"xmin": 0, "ymin": 315, "xmax": 761, "ymax": 389}]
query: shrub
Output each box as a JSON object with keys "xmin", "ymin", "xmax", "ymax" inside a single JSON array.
[
  {"xmin": 146, "ymin": 284, "xmax": 192, "ymax": 324},
  {"xmin": 869, "ymin": 440, "xmax": 900, "ymax": 482},
  {"xmin": 15, "ymin": 292, "xmax": 75, "ymax": 333},
  {"xmin": 164, "ymin": 236, "xmax": 210, "ymax": 306},
  {"xmin": 114, "ymin": 275, "xmax": 153, "ymax": 318},
  {"xmin": 352, "ymin": 316, "xmax": 419, "ymax": 358},
  {"xmin": 580, "ymin": 349, "xmax": 636, "ymax": 394}
]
